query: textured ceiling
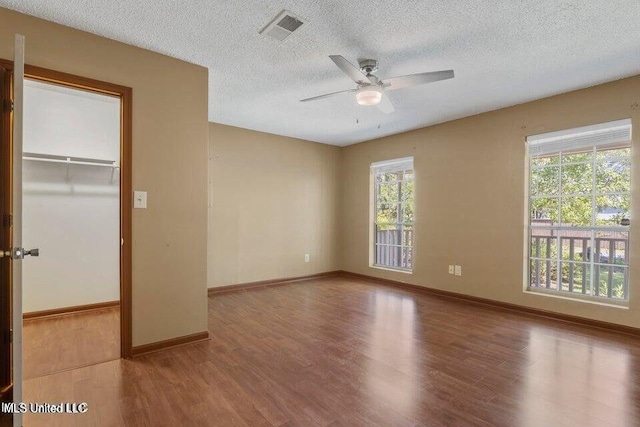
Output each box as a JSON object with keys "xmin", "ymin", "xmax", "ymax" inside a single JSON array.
[{"xmin": 2, "ymin": 1, "xmax": 640, "ymax": 146}]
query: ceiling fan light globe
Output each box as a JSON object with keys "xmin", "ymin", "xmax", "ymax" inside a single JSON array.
[{"xmin": 356, "ymin": 87, "xmax": 382, "ymax": 106}]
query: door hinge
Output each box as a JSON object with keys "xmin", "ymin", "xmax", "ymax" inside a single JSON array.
[
  {"xmin": 3, "ymin": 214, "xmax": 12, "ymax": 228},
  {"xmin": 8, "ymin": 330, "xmax": 12, "ymax": 344},
  {"xmin": 4, "ymin": 99, "xmax": 13, "ymax": 113}
]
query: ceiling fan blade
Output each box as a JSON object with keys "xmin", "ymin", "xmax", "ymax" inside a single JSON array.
[
  {"xmin": 329, "ymin": 55, "xmax": 372, "ymax": 84},
  {"xmin": 384, "ymin": 70, "xmax": 454, "ymax": 91},
  {"xmin": 300, "ymin": 88, "xmax": 356, "ymax": 102},
  {"xmin": 376, "ymin": 93, "xmax": 395, "ymax": 114}
]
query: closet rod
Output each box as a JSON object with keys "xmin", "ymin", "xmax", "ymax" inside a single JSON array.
[{"xmin": 23, "ymin": 152, "xmax": 119, "ymax": 168}]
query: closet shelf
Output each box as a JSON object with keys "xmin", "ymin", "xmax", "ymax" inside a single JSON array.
[
  {"xmin": 23, "ymin": 152, "xmax": 119, "ymax": 168},
  {"xmin": 23, "ymin": 152, "xmax": 120, "ymax": 184}
]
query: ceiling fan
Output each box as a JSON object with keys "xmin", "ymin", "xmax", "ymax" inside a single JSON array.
[{"xmin": 300, "ymin": 55, "xmax": 454, "ymax": 114}]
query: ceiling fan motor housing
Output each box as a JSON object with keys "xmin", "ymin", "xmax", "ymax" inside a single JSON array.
[{"xmin": 358, "ymin": 59, "xmax": 378, "ymax": 75}]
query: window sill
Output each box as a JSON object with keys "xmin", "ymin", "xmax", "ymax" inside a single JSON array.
[
  {"xmin": 524, "ymin": 288, "xmax": 628, "ymax": 309},
  {"xmin": 371, "ymin": 265, "xmax": 413, "ymax": 275}
]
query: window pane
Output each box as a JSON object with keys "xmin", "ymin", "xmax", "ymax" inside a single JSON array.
[
  {"xmin": 402, "ymin": 225, "xmax": 414, "ymax": 247},
  {"xmin": 529, "ymin": 260, "xmax": 558, "ymax": 289},
  {"xmin": 376, "ymin": 222, "xmax": 396, "ymax": 232},
  {"xmin": 594, "ymin": 231, "xmax": 629, "ymax": 267},
  {"xmin": 376, "ymin": 173, "xmax": 387, "ymax": 184},
  {"xmin": 596, "ymin": 157, "xmax": 630, "ymax": 194},
  {"xmin": 596, "ymin": 194, "xmax": 630, "ymax": 226},
  {"xmin": 375, "ymin": 243, "xmax": 392, "ymax": 266},
  {"xmin": 530, "ymin": 197, "xmax": 558, "ymax": 223},
  {"xmin": 596, "ymin": 265, "xmax": 628, "ymax": 300},
  {"xmin": 560, "ymin": 197, "xmax": 592, "ymax": 226},
  {"xmin": 529, "ymin": 232, "xmax": 557, "ymax": 259},
  {"xmin": 558, "ymin": 229, "xmax": 591, "ymax": 261},
  {"xmin": 398, "ymin": 169, "xmax": 413, "ymax": 180},
  {"xmin": 402, "ymin": 247, "xmax": 413, "ymax": 269},
  {"xmin": 386, "ymin": 229, "xmax": 401, "ymax": 246},
  {"xmin": 562, "ymin": 151, "xmax": 593, "ymax": 164},
  {"xmin": 561, "ymin": 162, "xmax": 592, "ymax": 194},
  {"xmin": 558, "ymin": 261, "xmax": 571, "ymax": 292},
  {"xmin": 531, "ymin": 153, "xmax": 559, "ymax": 167},
  {"xmin": 400, "ymin": 180, "xmax": 414, "ymax": 201},
  {"xmin": 376, "ymin": 183, "xmax": 399, "ymax": 205},
  {"xmin": 401, "ymin": 203, "xmax": 413, "ymax": 223},
  {"xmin": 611, "ymin": 267, "xmax": 627, "ymax": 299},
  {"xmin": 559, "ymin": 261, "xmax": 590, "ymax": 294},
  {"xmin": 530, "ymin": 235, "xmax": 544, "ymax": 258},
  {"xmin": 529, "ymin": 259, "xmax": 542, "ymax": 288},
  {"xmin": 376, "ymin": 203, "xmax": 398, "ymax": 225},
  {"xmin": 530, "ymin": 166, "xmax": 559, "ymax": 196},
  {"xmin": 388, "ymin": 172, "xmax": 401, "ymax": 182},
  {"xmin": 596, "ymin": 147, "xmax": 630, "ymax": 161}
]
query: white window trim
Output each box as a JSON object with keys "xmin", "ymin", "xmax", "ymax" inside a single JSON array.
[
  {"xmin": 524, "ymin": 120, "xmax": 632, "ymax": 303},
  {"xmin": 527, "ymin": 119, "xmax": 631, "ymax": 156},
  {"xmin": 370, "ymin": 157, "xmax": 415, "ymax": 272}
]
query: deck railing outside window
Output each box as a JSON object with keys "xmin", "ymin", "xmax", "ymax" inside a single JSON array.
[
  {"xmin": 529, "ymin": 223, "xmax": 629, "ymax": 299},
  {"xmin": 374, "ymin": 226, "xmax": 413, "ymax": 270}
]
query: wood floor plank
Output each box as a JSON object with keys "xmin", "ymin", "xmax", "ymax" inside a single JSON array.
[
  {"xmin": 23, "ymin": 306, "xmax": 120, "ymax": 379},
  {"xmin": 22, "ymin": 278, "xmax": 640, "ymax": 426}
]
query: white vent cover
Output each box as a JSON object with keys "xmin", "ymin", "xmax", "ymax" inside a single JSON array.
[{"xmin": 259, "ymin": 10, "xmax": 306, "ymax": 41}]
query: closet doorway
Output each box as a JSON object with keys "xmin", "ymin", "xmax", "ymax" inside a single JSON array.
[{"xmin": 14, "ymin": 67, "xmax": 132, "ymax": 378}]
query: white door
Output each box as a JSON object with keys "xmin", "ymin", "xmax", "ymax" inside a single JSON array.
[
  {"xmin": 12, "ymin": 33, "xmax": 25, "ymax": 427},
  {"xmin": 11, "ymin": 34, "xmax": 37, "ymax": 427},
  {"xmin": 0, "ymin": 33, "xmax": 34, "ymax": 427}
]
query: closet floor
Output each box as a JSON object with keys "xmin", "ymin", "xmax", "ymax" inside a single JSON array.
[{"xmin": 23, "ymin": 306, "xmax": 120, "ymax": 379}]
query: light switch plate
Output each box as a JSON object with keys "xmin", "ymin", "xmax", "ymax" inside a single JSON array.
[
  {"xmin": 134, "ymin": 191, "xmax": 147, "ymax": 209},
  {"xmin": 454, "ymin": 265, "xmax": 462, "ymax": 276},
  {"xmin": 304, "ymin": 253, "xmax": 310, "ymax": 263},
  {"xmin": 448, "ymin": 265, "xmax": 454, "ymax": 275}
]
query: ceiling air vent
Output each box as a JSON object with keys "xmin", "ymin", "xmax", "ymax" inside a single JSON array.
[{"xmin": 260, "ymin": 10, "xmax": 306, "ymax": 41}]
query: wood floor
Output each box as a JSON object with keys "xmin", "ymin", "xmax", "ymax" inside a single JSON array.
[
  {"xmin": 23, "ymin": 277, "xmax": 640, "ymax": 426},
  {"xmin": 23, "ymin": 306, "xmax": 120, "ymax": 379}
]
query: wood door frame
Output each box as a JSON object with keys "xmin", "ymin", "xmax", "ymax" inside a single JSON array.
[
  {"xmin": 0, "ymin": 59, "xmax": 133, "ymax": 358},
  {"xmin": 0, "ymin": 64, "xmax": 12, "ymax": 409}
]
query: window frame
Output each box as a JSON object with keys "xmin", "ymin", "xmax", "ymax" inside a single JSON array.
[
  {"xmin": 525, "ymin": 120, "xmax": 632, "ymax": 304},
  {"xmin": 370, "ymin": 157, "xmax": 414, "ymax": 272}
]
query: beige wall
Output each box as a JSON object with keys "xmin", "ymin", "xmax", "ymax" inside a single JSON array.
[
  {"xmin": 0, "ymin": 8, "xmax": 209, "ymax": 346},
  {"xmin": 341, "ymin": 75, "xmax": 640, "ymax": 328},
  {"xmin": 6, "ymin": 6, "xmax": 636, "ymax": 337},
  {"xmin": 208, "ymin": 123, "xmax": 340, "ymax": 287}
]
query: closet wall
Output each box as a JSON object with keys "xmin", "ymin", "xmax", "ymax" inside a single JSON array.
[{"xmin": 22, "ymin": 79, "xmax": 120, "ymax": 313}]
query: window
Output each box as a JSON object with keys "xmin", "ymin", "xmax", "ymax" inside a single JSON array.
[
  {"xmin": 526, "ymin": 119, "xmax": 632, "ymax": 301},
  {"xmin": 372, "ymin": 157, "xmax": 414, "ymax": 271}
]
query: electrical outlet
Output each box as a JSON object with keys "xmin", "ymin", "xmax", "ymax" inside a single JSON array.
[
  {"xmin": 304, "ymin": 253, "xmax": 310, "ymax": 263},
  {"xmin": 448, "ymin": 265, "xmax": 454, "ymax": 275},
  {"xmin": 454, "ymin": 265, "xmax": 462, "ymax": 276}
]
